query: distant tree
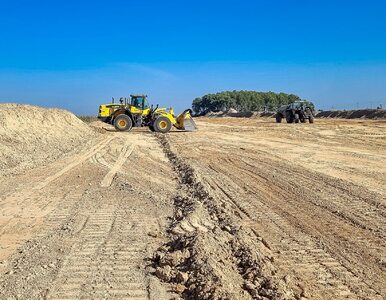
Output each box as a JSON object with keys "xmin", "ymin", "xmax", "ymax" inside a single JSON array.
[{"xmin": 192, "ymin": 90, "xmax": 313, "ymax": 115}]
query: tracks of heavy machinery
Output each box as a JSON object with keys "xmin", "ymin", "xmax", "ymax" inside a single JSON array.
[{"xmin": 0, "ymin": 119, "xmax": 385, "ymax": 300}]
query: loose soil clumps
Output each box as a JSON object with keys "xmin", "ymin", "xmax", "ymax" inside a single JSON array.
[{"xmin": 151, "ymin": 134, "xmax": 295, "ymax": 300}]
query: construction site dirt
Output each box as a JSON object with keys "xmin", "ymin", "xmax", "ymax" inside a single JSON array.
[{"xmin": 0, "ymin": 105, "xmax": 385, "ymax": 300}]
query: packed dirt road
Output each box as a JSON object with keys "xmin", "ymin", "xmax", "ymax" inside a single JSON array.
[{"xmin": 0, "ymin": 106, "xmax": 385, "ymax": 299}]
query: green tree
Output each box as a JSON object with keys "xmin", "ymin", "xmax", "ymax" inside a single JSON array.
[{"xmin": 192, "ymin": 91, "xmax": 313, "ymax": 115}]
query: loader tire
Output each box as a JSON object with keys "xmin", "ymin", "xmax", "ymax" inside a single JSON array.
[
  {"xmin": 294, "ymin": 114, "xmax": 300, "ymax": 123},
  {"xmin": 309, "ymin": 116, "xmax": 314, "ymax": 123},
  {"xmin": 153, "ymin": 116, "xmax": 172, "ymax": 133},
  {"xmin": 275, "ymin": 114, "xmax": 282, "ymax": 123},
  {"xmin": 149, "ymin": 125, "xmax": 155, "ymax": 132},
  {"xmin": 114, "ymin": 114, "xmax": 133, "ymax": 131}
]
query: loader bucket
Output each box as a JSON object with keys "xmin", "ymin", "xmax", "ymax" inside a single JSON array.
[
  {"xmin": 175, "ymin": 109, "xmax": 197, "ymax": 131},
  {"xmin": 182, "ymin": 116, "xmax": 197, "ymax": 131}
]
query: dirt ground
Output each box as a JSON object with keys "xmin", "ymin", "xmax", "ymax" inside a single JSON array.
[
  {"xmin": 0, "ymin": 109, "xmax": 385, "ymax": 299},
  {"xmin": 163, "ymin": 117, "xmax": 386, "ymax": 300}
]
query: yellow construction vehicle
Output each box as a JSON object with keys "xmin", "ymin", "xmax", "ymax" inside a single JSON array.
[{"xmin": 98, "ymin": 95, "xmax": 197, "ymax": 133}]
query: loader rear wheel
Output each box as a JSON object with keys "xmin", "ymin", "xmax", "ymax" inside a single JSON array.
[
  {"xmin": 153, "ymin": 116, "xmax": 172, "ymax": 133},
  {"xmin": 114, "ymin": 115, "xmax": 133, "ymax": 131}
]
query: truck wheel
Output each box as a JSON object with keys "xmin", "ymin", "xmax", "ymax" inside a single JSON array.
[
  {"xmin": 286, "ymin": 115, "xmax": 293, "ymax": 123},
  {"xmin": 114, "ymin": 115, "xmax": 133, "ymax": 131},
  {"xmin": 153, "ymin": 116, "xmax": 172, "ymax": 133},
  {"xmin": 309, "ymin": 116, "xmax": 314, "ymax": 123},
  {"xmin": 275, "ymin": 114, "xmax": 282, "ymax": 123},
  {"xmin": 294, "ymin": 114, "xmax": 300, "ymax": 123}
]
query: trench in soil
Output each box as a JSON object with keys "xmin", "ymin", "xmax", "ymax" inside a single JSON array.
[{"xmin": 151, "ymin": 133, "xmax": 295, "ymax": 300}]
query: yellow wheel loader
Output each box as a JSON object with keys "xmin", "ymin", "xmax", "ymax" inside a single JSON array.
[{"xmin": 97, "ymin": 95, "xmax": 197, "ymax": 133}]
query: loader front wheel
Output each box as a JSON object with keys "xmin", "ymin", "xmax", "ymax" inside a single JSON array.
[
  {"xmin": 153, "ymin": 116, "xmax": 172, "ymax": 133},
  {"xmin": 114, "ymin": 115, "xmax": 133, "ymax": 131}
]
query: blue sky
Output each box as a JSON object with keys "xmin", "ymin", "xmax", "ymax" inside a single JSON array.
[{"xmin": 0, "ymin": 0, "xmax": 385, "ymax": 114}]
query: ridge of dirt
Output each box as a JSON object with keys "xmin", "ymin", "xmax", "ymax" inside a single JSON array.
[
  {"xmin": 202, "ymin": 109, "xmax": 386, "ymax": 119},
  {"xmin": 151, "ymin": 134, "xmax": 294, "ymax": 300},
  {"xmin": 0, "ymin": 103, "xmax": 99, "ymax": 176},
  {"xmin": 316, "ymin": 109, "xmax": 386, "ymax": 119}
]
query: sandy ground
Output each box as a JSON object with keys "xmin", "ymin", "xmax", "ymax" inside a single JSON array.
[
  {"xmin": 0, "ymin": 112, "xmax": 385, "ymax": 299},
  {"xmin": 163, "ymin": 117, "xmax": 386, "ymax": 300},
  {"xmin": 0, "ymin": 119, "xmax": 176, "ymax": 298}
]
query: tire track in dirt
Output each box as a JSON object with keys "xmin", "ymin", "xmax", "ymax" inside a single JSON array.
[
  {"xmin": 204, "ymin": 156, "xmax": 384, "ymax": 299},
  {"xmin": 100, "ymin": 140, "xmax": 135, "ymax": 187},
  {"xmin": 203, "ymin": 170, "xmax": 359, "ymax": 299},
  {"xmin": 47, "ymin": 208, "xmax": 154, "ymax": 299},
  {"xmin": 90, "ymin": 149, "xmax": 111, "ymax": 169},
  {"xmin": 0, "ymin": 137, "xmax": 116, "ymax": 265},
  {"xmin": 196, "ymin": 120, "xmax": 386, "ymax": 198},
  {"xmin": 232, "ymin": 156, "xmax": 386, "ymax": 278},
  {"xmin": 151, "ymin": 134, "xmax": 295, "ymax": 300},
  {"xmin": 235, "ymin": 155, "xmax": 386, "ymax": 240},
  {"xmin": 33, "ymin": 136, "xmax": 115, "ymax": 190},
  {"xmin": 0, "ymin": 134, "xmax": 174, "ymax": 300},
  {"xmin": 239, "ymin": 153, "xmax": 386, "ymax": 214},
  {"xmin": 0, "ymin": 170, "xmax": 99, "ymax": 266}
]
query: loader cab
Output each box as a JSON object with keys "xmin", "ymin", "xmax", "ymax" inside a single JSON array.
[{"xmin": 130, "ymin": 95, "xmax": 149, "ymax": 110}]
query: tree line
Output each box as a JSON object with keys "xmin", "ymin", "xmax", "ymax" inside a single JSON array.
[{"xmin": 192, "ymin": 90, "xmax": 313, "ymax": 115}]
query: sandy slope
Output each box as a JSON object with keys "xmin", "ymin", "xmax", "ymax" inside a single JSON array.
[{"xmin": 0, "ymin": 103, "xmax": 97, "ymax": 176}]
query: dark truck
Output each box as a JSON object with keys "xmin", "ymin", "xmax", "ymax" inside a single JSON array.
[{"xmin": 276, "ymin": 101, "xmax": 314, "ymax": 123}]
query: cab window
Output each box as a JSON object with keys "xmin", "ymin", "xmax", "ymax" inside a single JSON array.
[
  {"xmin": 132, "ymin": 97, "xmax": 143, "ymax": 108},
  {"xmin": 143, "ymin": 99, "xmax": 150, "ymax": 109}
]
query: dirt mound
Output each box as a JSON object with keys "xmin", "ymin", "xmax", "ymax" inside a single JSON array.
[
  {"xmin": 316, "ymin": 109, "xmax": 386, "ymax": 119},
  {"xmin": 0, "ymin": 103, "xmax": 98, "ymax": 175}
]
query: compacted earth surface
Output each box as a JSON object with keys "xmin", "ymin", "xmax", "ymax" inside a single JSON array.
[{"xmin": 0, "ymin": 105, "xmax": 385, "ymax": 300}]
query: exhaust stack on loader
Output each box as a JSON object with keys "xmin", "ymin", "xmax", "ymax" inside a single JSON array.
[{"xmin": 97, "ymin": 94, "xmax": 197, "ymax": 133}]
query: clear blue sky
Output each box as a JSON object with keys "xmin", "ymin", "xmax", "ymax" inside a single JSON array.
[{"xmin": 0, "ymin": 0, "xmax": 385, "ymax": 114}]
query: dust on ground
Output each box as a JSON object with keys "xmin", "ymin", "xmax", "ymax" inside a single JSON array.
[{"xmin": 0, "ymin": 106, "xmax": 385, "ymax": 299}]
